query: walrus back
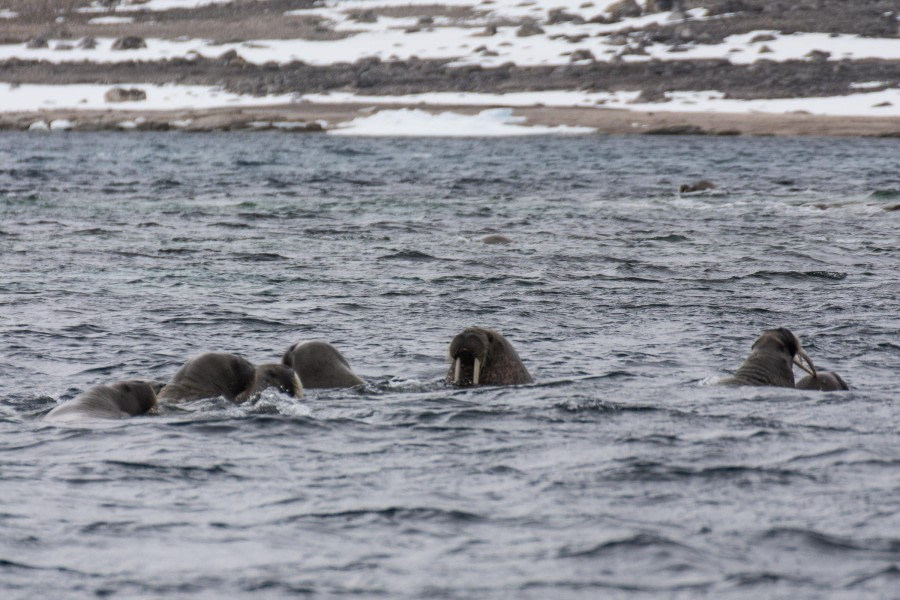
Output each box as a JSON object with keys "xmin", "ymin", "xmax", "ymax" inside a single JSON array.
[
  {"xmin": 45, "ymin": 380, "xmax": 158, "ymax": 422},
  {"xmin": 721, "ymin": 352, "xmax": 795, "ymax": 387}
]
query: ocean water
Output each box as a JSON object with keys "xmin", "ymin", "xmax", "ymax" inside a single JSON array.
[{"xmin": 1, "ymin": 132, "xmax": 898, "ymax": 599}]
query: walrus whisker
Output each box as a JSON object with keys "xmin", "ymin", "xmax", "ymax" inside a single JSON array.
[
  {"xmin": 473, "ymin": 357, "xmax": 482, "ymax": 386},
  {"xmin": 454, "ymin": 358, "xmax": 461, "ymax": 385}
]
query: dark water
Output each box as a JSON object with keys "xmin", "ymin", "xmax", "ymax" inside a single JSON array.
[{"xmin": 1, "ymin": 132, "xmax": 898, "ymax": 598}]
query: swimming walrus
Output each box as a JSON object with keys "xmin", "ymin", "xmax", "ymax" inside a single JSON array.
[
  {"xmin": 253, "ymin": 363, "xmax": 303, "ymax": 398},
  {"xmin": 158, "ymin": 352, "xmax": 258, "ymax": 404},
  {"xmin": 719, "ymin": 327, "xmax": 816, "ymax": 387},
  {"xmin": 446, "ymin": 326, "xmax": 533, "ymax": 386},
  {"xmin": 796, "ymin": 371, "xmax": 849, "ymax": 391},
  {"xmin": 280, "ymin": 341, "xmax": 364, "ymax": 388},
  {"xmin": 45, "ymin": 380, "xmax": 161, "ymax": 422}
]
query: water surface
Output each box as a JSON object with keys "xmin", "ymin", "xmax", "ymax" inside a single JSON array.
[{"xmin": 1, "ymin": 132, "xmax": 898, "ymax": 598}]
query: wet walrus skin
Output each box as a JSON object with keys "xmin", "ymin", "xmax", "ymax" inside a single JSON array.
[
  {"xmin": 158, "ymin": 352, "xmax": 258, "ymax": 403},
  {"xmin": 281, "ymin": 341, "xmax": 364, "ymax": 389},
  {"xmin": 446, "ymin": 327, "xmax": 533, "ymax": 386},
  {"xmin": 796, "ymin": 371, "xmax": 849, "ymax": 391},
  {"xmin": 254, "ymin": 363, "xmax": 303, "ymax": 398},
  {"xmin": 719, "ymin": 327, "xmax": 817, "ymax": 387},
  {"xmin": 45, "ymin": 380, "xmax": 161, "ymax": 421}
]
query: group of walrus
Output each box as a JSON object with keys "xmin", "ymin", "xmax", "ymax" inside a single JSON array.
[{"xmin": 44, "ymin": 326, "xmax": 847, "ymax": 422}]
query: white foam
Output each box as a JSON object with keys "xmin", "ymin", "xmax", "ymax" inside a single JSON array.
[
  {"xmin": 328, "ymin": 108, "xmax": 595, "ymax": 136},
  {"xmin": 0, "ymin": 9, "xmax": 18, "ymax": 19}
]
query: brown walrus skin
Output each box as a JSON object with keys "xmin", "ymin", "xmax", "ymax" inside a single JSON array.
[
  {"xmin": 719, "ymin": 327, "xmax": 816, "ymax": 388},
  {"xmin": 158, "ymin": 352, "xmax": 258, "ymax": 404},
  {"xmin": 446, "ymin": 327, "xmax": 533, "ymax": 387},
  {"xmin": 254, "ymin": 363, "xmax": 303, "ymax": 398},
  {"xmin": 796, "ymin": 371, "xmax": 849, "ymax": 391},
  {"xmin": 45, "ymin": 380, "xmax": 161, "ymax": 421},
  {"xmin": 281, "ymin": 341, "xmax": 364, "ymax": 389}
]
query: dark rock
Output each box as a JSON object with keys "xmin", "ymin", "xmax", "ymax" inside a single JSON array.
[
  {"xmin": 219, "ymin": 49, "xmax": 247, "ymax": 66},
  {"xmin": 348, "ymin": 10, "xmax": 377, "ymax": 23},
  {"xmin": 570, "ymin": 49, "xmax": 595, "ymax": 62},
  {"xmin": 26, "ymin": 37, "xmax": 48, "ymax": 49},
  {"xmin": 805, "ymin": 49, "xmax": 830, "ymax": 61},
  {"xmin": 473, "ymin": 25, "xmax": 497, "ymax": 37},
  {"xmin": 111, "ymin": 36, "xmax": 147, "ymax": 51},
  {"xmin": 635, "ymin": 88, "xmax": 667, "ymax": 102},
  {"xmin": 78, "ymin": 37, "xmax": 97, "ymax": 49},
  {"xmin": 750, "ymin": 33, "xmax": 777, "ymax": 43},
  {"xmin": 516, "ymin": 23, "xmax": 545, "ymax": 37},
  {"xmin": 608, "ymin": 0, "xmax": 642, "ymax": 20},
  {"xmin": 645, "ymin": 125, "xmax": 707, "ymax": 135},
  {"xmin": 104, "ymin": 87, "xmax": 147, "ymax": 103},
  {"xmin": 548, "ymin": 8, "xmax": 585, "ymax": 25}
]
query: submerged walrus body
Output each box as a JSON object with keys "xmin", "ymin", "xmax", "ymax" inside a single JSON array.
[
  {"xmin": 796, "ymin": 371, "xmax": 849, "ymax": 391},
  {"xmin": 281, "ymin": 341, "xmax": 364, "ymax": 389},
  {"xmin": 158, "ymin": 352, "xmax": 258, "ymax": 404},
  {"xmin": 45, "ymin": 380, "xmax": 161, "ymax": 421},
  {"xmin": 720, "ymin": 327, "xmax": 816, "ymax": 388},
  {"xmin": 446, "ymin": 327, "xmax": 533, "ymax": 387}
]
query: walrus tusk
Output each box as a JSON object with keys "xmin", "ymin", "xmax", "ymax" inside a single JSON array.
[
  {"xmin": 793, "ymin": 348, "xmax": 817, "ymax": 378},
  {"xmin": 473, "ymin": 358, "xmax": 482, "ymax": 385},
  {"xmin": 454, "ymin": 358, "xmax": 461, "ymax": 384}
]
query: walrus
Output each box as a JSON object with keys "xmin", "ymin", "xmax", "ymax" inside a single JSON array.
[
  {"xmin": 158, "ymin": 352, "xmax": 258, "ymax": 403},
  {"xmin": 482, "ymin": 234, "xmax": 512, "ymax": 245},
  {"xmin": 280, "ymin": 341, "xmax": 364, "ymax": 388},
  {"xmin": 45, "ymin": 380, "xmax": 161, "ymax": 422},
  {"xmin": 253, "ymin": 363, "xmax": 303, "ymax": 398},
  {"xmin": 719, "ymin": 327, "xmax": 816, "ymax": 387},
  {"xmin": 796, "ymin": 371, "xmax": 849, "ymax": 391},
  {"xmin": 679, "ymin": 180, "xmax": 716, "ymax": 194},
  {"xmin": 446, "ymin": 326, "xmax": 533, "ymax": 386}
]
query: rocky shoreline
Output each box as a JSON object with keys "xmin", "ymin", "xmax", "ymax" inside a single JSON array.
[
  {"xmin": 1, "ymin": 0, "xmax": 898, "ymax": 135},
  {"xmin": 5, "ymin": 103, "xmax": 899, "ymax": 137}
]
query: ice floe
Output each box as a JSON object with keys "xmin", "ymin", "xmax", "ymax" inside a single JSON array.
[{"xmin": 328, "ymin": 108, "xmax": 595, "ymax": 136}]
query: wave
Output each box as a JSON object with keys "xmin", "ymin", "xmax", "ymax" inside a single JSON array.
[
  {"xmin": 558, "ymin": 533, "xmax": 699, "ymax": 559},
  {"xmin": 378, "ymin": 250, "xmax": 443, "ymax": 261},
  {"xmin": 868, "ymin": 188, "xmax": 900, "ymax": 200},
  {"xmin": 284, "ymin": 506, "xmax": 483, "ymax": 524},
  {"xmin": 759, "ymin": 528, "xmax": 900, "ymax": 556},
  {"xmin": 608, "ymin": 459, "xmax": 816, "ymax": 483}
]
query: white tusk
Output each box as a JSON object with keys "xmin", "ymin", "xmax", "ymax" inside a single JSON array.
[
  {"xmin": 454, "ymin": 358, "xmax": 461, "ymax": 384},
  {"xmin": 794, "ymin": 348, "xmax": 817, "ymax": 378},
  {"xmin": 473, "ymin": 358, "xmax": 481, "ymax": 385}
]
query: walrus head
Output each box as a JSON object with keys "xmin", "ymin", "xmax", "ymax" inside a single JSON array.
[
  {"xmin": 753, "ymin": 327, "xmax": 817, "ymax": 379},
  {"xmin": 107, "ymin": 380, "xmax": 160, "ymax": 416},
  {"xmin": 254, "ymin": 364, "xmax": 303, "ymax": 399},
  {"xmin": 449, "ymin": 328, "xmax": 489, "ymax": 386}
]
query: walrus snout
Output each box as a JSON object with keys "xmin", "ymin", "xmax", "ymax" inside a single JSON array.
[{"xmin": 448, "ymin": 328, "xmax": 491, "ymax": 385}]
